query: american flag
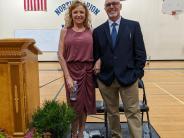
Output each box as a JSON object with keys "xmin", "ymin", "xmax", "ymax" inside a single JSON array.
[{"xmin": 24, "ymin": 0, "xmax": 47, "ymax": 11}]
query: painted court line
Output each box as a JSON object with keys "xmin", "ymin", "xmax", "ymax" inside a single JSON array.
[
  {"xmin": 153, "ymin": 83, "xmax": 184, "ymax": 105},
  {"xmin": 145, "ymin": 68, "xmax": 184, "ymax": 70},
  {"xmin": 169, "ymin": 70, "xmax": 184, "ymax": 76},
  {"xmin": 145, "ymin": 82, "xmax": 184, "ymax": 84}
]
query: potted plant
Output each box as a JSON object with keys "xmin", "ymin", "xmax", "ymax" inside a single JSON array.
[
  {"xmin": 0, "ymin": 128, "xmax": 12, "ymax": 138},
  {"xmin": 26, "ymin": 100, "xmax": 75, "ymax": 138},
  {"xmin": 0, "ymin": 132, "xmax": 5, "ymax": 138}
]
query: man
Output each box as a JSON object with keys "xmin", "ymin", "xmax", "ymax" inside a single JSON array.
[{"xmin": 93, "ymin": 0, "xmax": 146, "ymax": 137}]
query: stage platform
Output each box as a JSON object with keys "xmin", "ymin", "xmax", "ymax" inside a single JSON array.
[{"xmin": 67, "ymin": 122, "xmax": 160, "ymax": 138}]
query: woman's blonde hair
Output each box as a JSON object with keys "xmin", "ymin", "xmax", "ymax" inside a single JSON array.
[{"xmin": 64, "ymin": 0, "xmax": 91, "ymax": 28}]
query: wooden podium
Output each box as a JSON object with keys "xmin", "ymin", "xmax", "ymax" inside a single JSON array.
[{"xmin": 0, "ymin": 39, "xmax": 42, "ymax": 137}]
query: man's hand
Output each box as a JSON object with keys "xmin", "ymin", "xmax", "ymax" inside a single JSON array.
[{"xmin": 93, "ymin": 59, "xmax": 101, "ymax": 75}]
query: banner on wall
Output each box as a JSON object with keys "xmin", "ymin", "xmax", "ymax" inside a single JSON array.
[
  {"xmin": 162, "ymin": 0, "xmax": 184, "ymax": 15},
  {"xmin": 18, "ymin": 0, "xmax": 104, "ymax": 52},
  {"xmin": 24, "ymin": 0, "xmax": 47, "ymax": 11},
  {"xmin": 54, "ymin": 0, "xmax": 101, "ymax": 16}
]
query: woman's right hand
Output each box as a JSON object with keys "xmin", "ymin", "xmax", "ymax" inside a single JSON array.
[{"xmin": 66, "ymin": 76, "xmax": 74, "ymax": 92}]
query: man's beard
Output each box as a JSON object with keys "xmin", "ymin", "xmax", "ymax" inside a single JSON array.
[{"xmin": 108, "ymin": 12, "xmax": 118, "ymax": 18}]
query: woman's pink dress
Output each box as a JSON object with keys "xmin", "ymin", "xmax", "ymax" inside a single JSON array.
[{"xmin": 63, "ymin": 28, "xmax": 96, "ymax": 114}]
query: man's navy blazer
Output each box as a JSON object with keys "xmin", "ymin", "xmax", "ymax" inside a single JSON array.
[{"xmin": 93, "ymin": 18, "xmax": 147, "ymax": 86}]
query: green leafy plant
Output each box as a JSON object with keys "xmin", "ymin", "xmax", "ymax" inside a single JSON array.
[
  {"xmin": 30, "ymin": 100, "xmax": 75, "ymax": 138},
  {"xmin": 0, "ymin": 132, "xmax": 5, "ymax": 138},
  {"xmin": 0, "ymin": 129, "xmax": 10, "ymax": 138}
]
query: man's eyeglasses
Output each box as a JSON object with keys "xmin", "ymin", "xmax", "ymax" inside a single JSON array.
[{"xmin": 105, "ymin": 2, "xmax": 120, "ymax": 8}]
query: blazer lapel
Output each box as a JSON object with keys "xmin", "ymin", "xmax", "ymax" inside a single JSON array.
[
  {"xmin": 103, "ymin": 19, "xmax": 127, "ymax": 50},
  {"xmin": 103, "ymin": 21, "xmax": 113, "ymax": 48},
  {"xmin": 115, "ymin": 18, "xmax": 127, "ymax": 49},
  {"xmin": 116, "ymin": 18, "xmax": 126, "ymax": 44}
]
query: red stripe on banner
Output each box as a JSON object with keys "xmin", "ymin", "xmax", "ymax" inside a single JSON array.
[
  {"xmin": 24, "ymin": 0, "xmax": 47, "ymax": 11},
  {"xmin": 41, "ymin": 0, "xmax": 43, "ymax": 11},
  {"xmin": 24, "ymin": 0, "xmax": 26, "ymax": 11},
  {"xmin": 44, "ymin": 0, "xmax": 47, "ymax": 11},
  {"xmin": 30, "ymin": 0, "xmax": 33, "ymax": 11},
  {"xmin": 37, "ymin": 0, "xmax": 40, "ymax": 11},
  {"xmin": 34, "ymin": 0, "xmax": 37, "ymax": 11},
  {"xmin": 27, "ymin": 0, "xmax": 29, "ymax": 10},
  {"xmin": 34, "ymin": 0, "xmax": 36, "ymax": 11}
]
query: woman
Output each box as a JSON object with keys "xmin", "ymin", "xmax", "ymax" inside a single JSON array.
[{"xmin": 57, "ymin": 1, "xmax": 96, "ymax": 138}]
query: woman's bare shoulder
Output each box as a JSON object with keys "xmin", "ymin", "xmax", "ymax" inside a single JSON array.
[{"xmin": 60, "ymin": 27, "xmax": 67, "ymax": 34}]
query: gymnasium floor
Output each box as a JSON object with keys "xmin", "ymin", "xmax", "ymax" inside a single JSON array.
[{"xmin": 39, "ymin": 61, "xmax": 184, "ymax": 138}]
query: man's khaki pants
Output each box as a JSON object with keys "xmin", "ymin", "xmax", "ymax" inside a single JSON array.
[{"xmin": 97, "ymin": 79, "xmax": 142, "ymax": 138}]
